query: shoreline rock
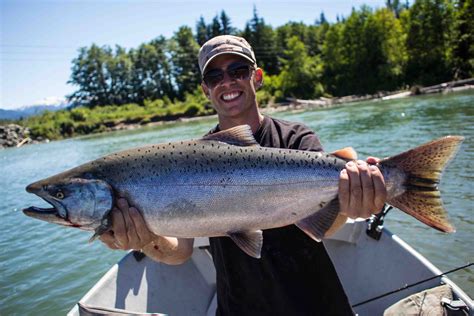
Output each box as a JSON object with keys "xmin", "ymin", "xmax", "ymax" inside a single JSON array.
[{"xmin": 0, "ymin": 124, "xmax": 49, "ymax": 149}]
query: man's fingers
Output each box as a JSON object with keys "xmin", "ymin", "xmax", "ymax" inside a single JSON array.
[
  {"xmin": 129, "ymin": 207, "xmax": 155, "ymax": 246},
  {"xmin": 117, "ymin": 198, "xmax": 130, "ymax": 212},
  {"xmin": 111, "ymin": 207, "xmax": 128, "ymax": 249},
  {"xmin": 338, "ymin": 169, "xmax": 350, "ymax": 217},
  {"xmin": 357, "ymin": 160, "xmax": 374, "ymax": 218},
  {"xmin": 346, "ymin": 161, "xmax": 362, "ymax": 218},
  {"xmin": 370, "ymin": 165, "xmax": 387, "ymax": 210},
  {"xmin": 99, "ymin": 231, "xmax": 120, "ymax": 249}
]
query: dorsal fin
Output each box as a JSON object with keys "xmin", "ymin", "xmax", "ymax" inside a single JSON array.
[
  {"xmin": 202, "ymin": 125, "xmax": 259, "ymax": 146},
  {"xmin": 331, "ymin": 147, "xmax": 357, "ymax": 161}
]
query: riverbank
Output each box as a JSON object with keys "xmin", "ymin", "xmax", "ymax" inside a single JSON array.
[
  {"xmin": 0, "ymin": 124, "xmax": 49, "ymax": 149},
  {"xmin": 2, "ymin": 79, "xmax": 472, "ymax": 149}
]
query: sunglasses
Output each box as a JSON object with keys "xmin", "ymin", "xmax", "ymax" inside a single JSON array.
[{"xmin": 203, "ymin": 62, "xmax": 255, "ymax": 88}]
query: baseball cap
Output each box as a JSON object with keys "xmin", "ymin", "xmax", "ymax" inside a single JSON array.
[{"xmin": 198, "ymin": 35, "xmax": 257, "ymax": 75}]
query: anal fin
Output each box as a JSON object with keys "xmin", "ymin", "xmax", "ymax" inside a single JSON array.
[
  {"xmin": 228, "ymin": 230, "xmax": 263, "ymax": 258},
  {"xmin": 295, "ymin": 198, "xmax": 340, "ymax": 241}
]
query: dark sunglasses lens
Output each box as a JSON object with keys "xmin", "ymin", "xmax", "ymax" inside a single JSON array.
[
  {"xmin": 204, "ymin": 70, "xmax": 224, "ymax": 87},
  {"xmin": 228, "ymin": 65, "xmax": 251, "ymax": 80},
  {"xmin": 203, "ymin": 64, "xmax": 253, "ymax": 87}
]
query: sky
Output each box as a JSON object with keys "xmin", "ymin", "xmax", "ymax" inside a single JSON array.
[{"xmin": 0, "ymin": 0, "xmax": 387, "ymax": 110}]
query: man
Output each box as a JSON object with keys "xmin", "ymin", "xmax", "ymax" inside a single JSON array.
[{"xmin": 100, "ymin": 35, "xmax": 387, "ymax": 315}]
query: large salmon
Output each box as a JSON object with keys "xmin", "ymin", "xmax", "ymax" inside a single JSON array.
[{"xmin": 23, "ymin": 125, "xmax": 463, "ymax": 258}]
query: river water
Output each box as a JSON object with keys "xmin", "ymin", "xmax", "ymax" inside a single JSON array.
[{"xmin": 1, "ymin": 91, "xmax": 473, "ymax": 315}]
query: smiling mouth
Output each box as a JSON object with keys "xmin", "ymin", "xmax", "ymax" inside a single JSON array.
[{"xmin": 221, "ymin": 91, "xmax": 242, "ymax": 101}]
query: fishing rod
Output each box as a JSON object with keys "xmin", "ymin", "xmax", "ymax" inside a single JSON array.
[{"xmin": 352, "ymin": 262, "xmax": 473, "ymax": 308}]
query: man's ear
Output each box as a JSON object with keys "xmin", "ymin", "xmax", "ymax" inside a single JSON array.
[
  {"xmin": 201, "ymin": 82, "xmax": 210, "ymax": 98},
  {"xmin": 254, "ymin": 68, "xmax": 264, "ymax": 89}
]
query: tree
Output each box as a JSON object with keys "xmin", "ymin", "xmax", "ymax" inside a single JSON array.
[
  {"xmin": 276, "ymin": 36, "xmax": 324, "ymax": 99},
  {"xmin": 404, "ymin": 0, "xmax": 453, "ymax": 86},
  {"xmin": 196, "ymin": 16, "xmax": 208, "ymax": 45},
  {"xmin": 220, "ymin": 10, "xmax": 234, "ymax": 34},
  {"xmin": 68, "ymin": 44, "xmax": 115, "ymax": 107},
  {"xmin": 169, "ymin": 26, "xmax": 201, "ymax": 98},
  {"xmin": 210, "ymin": 15, "xmax": 222, "ymax": 38},
  {"xmin": 241, "ymin": 7, "xmax": 279, "ymax": 74},
  {"xmin": 449, "ymin": 0, "xmax": 474, "ymax": 78},
  {"xmin": 106, "ymin": 45, "xmax": 133, "ymax": 105},
  {"xmin": 130, "ymin": 36, "xmax": 175, "ymax": 104}
]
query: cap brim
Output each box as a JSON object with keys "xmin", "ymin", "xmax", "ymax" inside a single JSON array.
[{"xmin": 201, "ymin": 51, "xmax": 256, "ymax": 75}]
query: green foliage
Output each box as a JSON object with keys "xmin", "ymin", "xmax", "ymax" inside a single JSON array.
[
  {"xmin": 449, "ymin": 0, "xmax": 474, "ymax": 78},
  {"xmin": 275, "ymin": 36, "xmax": 324, "ymax": 99},
  {"xmin": 405, "ymin": 0, "xmax": 453, "ymax": 85},
  {"xmin": 169, "ymin": 26, "xmax": 201, "ymax": 99},
  {"xmin": 27, "ymin": 1, "xmax": 469, "ymax": 140},
  {"xmin": 22, "ymin": 87, "xmax": 211, "ymax": 140},
  {"xmin": 241, "ymin": 7, "xmax": 279, "ymax": 75}
]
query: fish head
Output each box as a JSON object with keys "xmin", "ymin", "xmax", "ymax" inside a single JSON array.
[{"xmin": 23, "ymin": 177, "xmax": 113, "ymax": 233}]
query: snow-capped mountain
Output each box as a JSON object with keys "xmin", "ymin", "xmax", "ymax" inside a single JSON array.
[{"xmin": 0, "ymin": 97, "xmax": 71, "ymax": 120}]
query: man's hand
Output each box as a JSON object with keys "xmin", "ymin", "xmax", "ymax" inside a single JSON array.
[
  {"xmin": 338, "ymin": 157, "xmax": 387, "ymax": 219},
  {"xmin": 99, "ymin": 198, "xmax": 157, "ymax": 250},
  {"xmin": 99, "ymin": 198, "xmax": 194, "ymax": 265}
]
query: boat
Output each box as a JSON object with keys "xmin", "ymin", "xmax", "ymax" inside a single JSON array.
[{"xmin": 68, "ymin": 216, "xmax": 473, "ymax": 316}]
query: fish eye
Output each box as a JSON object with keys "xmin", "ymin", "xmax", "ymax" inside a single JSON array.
[{"xmin": 55, "ymin": 191, "xmax": 65, "ymax": 199}]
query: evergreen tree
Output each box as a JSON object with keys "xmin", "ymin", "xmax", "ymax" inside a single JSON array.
[
  {"xmin": 196, "ymin": 16, "xmax": 208, "ymax": 45},
  {"xmin": 241, "ymin": 7, "xmax": 279, "ymax": 74},
  {"xmin": 405, "ymin": 0, "xmax": 453, "ymax": 86},
  {"xmin": 449, "ymin": 0, "xmax": 474, "ymax": 78},
  {"xmin": 210, "ymin": 15, "xmax": 222, "ymax": 38},
  {"xmin": 220, "ymin": 10, "xmax": 234, "ymax": 34}
]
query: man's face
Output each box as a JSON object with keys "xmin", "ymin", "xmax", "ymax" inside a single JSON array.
[{"xmin": 201, "ymin": 54, "xmax": 263, "ymax": 121}]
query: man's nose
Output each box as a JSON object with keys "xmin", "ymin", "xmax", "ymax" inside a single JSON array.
[{"xmin": 218, "ymin": 71, "xmax": 236, "ymax": 87}]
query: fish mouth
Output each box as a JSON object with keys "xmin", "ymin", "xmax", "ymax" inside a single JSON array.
[{"xmin": 23, "ymin": 205, "xmax": 75, "ymax": 227}]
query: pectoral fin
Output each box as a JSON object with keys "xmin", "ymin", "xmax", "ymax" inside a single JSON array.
[
  {"xmin": 295, "ymin": 198, "xmax": 340, "ymax": 241},
  {"xmin": 228, "ymin": 230, "xmax": 263, "ymax": 258}
]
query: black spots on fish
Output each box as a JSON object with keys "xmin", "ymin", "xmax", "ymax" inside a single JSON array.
[
  {"xmin": 137, "ymin": 149, "xmax": 141, "ymax": 152},
  {"xmin": 187, "ymin": 143, "xmax": 191, "ymax": 147},
  {"xmin": 180, "ymin": 141, "xmax": 184, "ymax": 145},
  {"xmin": 193, "ymin": 150, "xmax": 196, "ymax": 154},
  {"xmin": 319, "ymin": 202, "xmax": 326, "ymax": 209}
]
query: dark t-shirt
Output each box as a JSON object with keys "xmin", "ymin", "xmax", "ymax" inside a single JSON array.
[{"xmin": 207, "ymin": 116, "xmax": 354, "ymax": 316}]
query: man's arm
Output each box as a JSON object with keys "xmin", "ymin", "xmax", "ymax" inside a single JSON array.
[{"xmin": 99, "ymin": 198, "xmax": 194, "ymax": 265}]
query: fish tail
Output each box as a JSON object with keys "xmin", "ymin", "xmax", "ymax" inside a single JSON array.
[{"xmin": 382, "ymin": 136, "xmax": 464, "ymax": 233}]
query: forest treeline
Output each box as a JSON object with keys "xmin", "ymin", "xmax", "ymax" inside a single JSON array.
[
  {"xmin": 18, "ymin": 0, "xmax": 473, "ymax": 140},
  {"xmin": 67, "ymin": 0, "xmax": 473, "ymax": 107}
]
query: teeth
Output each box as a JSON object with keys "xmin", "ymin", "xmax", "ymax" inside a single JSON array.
[{"xmin": 222, "ymin": 92, "xmax": 240, "ymax": 101}]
